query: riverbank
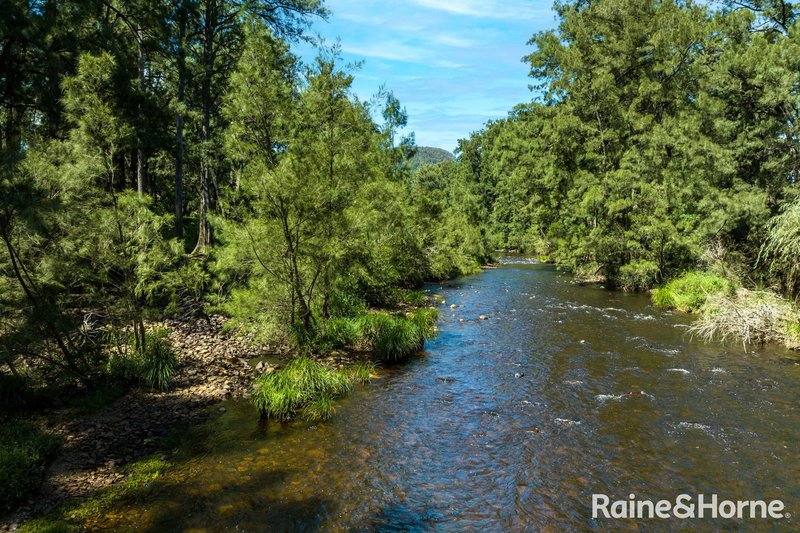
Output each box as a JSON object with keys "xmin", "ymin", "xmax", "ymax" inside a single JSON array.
[
  {"xmin": 2, "ymin": 300, "xmax": 440, "ymax": 530},
  {"xmin": 1, "ymin": 315, "xmax": 275, "ymax": 530}
]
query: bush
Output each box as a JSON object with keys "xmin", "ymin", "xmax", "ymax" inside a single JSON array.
[
  {"xmin": 251, "ymin": 357, "xmax": 352, "ymax": 421},
  {"xmin": 616, "ymin": 259, "xmax": 659, "ymax": 292},
  {"xmin": 0, "ymin": 421, "xmax": 60, "ymax": 515},
  {"xmin": 689, "ymin": 288, "xmax": 800, "ymax": 348},
  {"xmin": 652, "ymin": 271, "xmax": 735, "ymax": 313}
]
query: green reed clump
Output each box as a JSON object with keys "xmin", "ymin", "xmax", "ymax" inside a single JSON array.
[
  {"xmin": 107, "ymin": 328, "xmax": 177, "ymax": 391},
  {"xmin": 313, "ymin": 317, "xmax": 361, "ymax": 351},
  {"xmin": 138, "ymin": 329, "xmax": 178, "ymax": 391},
  {"xmin": 251, "ymin": 357, "xmax": 352, "ymax": 421},
  {"xmin": 357, "ymin": 308, "xmax": 437, "ymax": 362},
  {"xmin": 357, "ymin": 313, "xmax": 421, "ymax": 361},
  {"xmin": 652, "ymin": 271, "xmax": 736, "ymax": 313},
  {"xmin": 347, "ymin": 360, "xmax": 378, "ymax": 384}
]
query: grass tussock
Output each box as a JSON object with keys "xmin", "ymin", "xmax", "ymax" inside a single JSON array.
[
  {"xmin": 652, "ymin": 271, "xmax": 735, "ymax": 313},
  {"xmin": 107, "ymin": 328, "xmax": 178, "ymax": 392},
  {"xmin": 251, "ymin": 357, "xmax": 352, "ymax": 421},
  {"xmin": 312, "ymin": 308, "xmax": 438, "ymax": 362},
  {"xmin": 347, "ymin": 360, "xmax": 378, "ymax": 384},
  {"xmin": 689, "ymin": 288, "xmax": 800, "ymax": 349},
  {"xmin": 357, "ymin": 309, "xmax": 437, "ymax": 362}
]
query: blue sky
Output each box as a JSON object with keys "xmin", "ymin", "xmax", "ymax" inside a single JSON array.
[{"xmin": 296, "ymin": 1, "xmax": 560, "ymax": 152}]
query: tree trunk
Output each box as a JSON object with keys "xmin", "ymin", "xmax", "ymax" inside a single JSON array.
[
  {"xmin": 136, "ymin": 28, "xmax": 146, "ymax": 195},
  {"xmin": 193, "ymin": 1, "xmax": 214, "ymax": 253},
  {"xmin": 174, "ymin": 1, "xmax": 186, "ymax": 238}
]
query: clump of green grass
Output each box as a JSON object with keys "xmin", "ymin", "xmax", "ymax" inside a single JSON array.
[
  {"xmin": 0, "ymin": 420, "xmax": 60, "ymax": 515},
  {"xmin": 107, "ymin": 328, "xmax": 177, "ymax": 392},
  {"xmin": 311, "ymin": 308, "xmax": 438, "ymax": 361},
  {"xmin": 251, "ymin": 357, "xmax": 352, "ymax": 421},
  {"xmin": 652, "ymin": 271, "xmax": 736, "ymax": 313},
  {"xmin": 347, "ymin": 360, "xmax": 378, "ymax": 384},
  {"xmin": 138, "ymin": 329, "xmax": 178, "ymax": 391},
  {"xmin": 313, "ymin": 317, "xmax": 361, "ymax": 351},
  {"xmin": 357, "ymin": 312, "xmax": 424, "ymax": 362}
]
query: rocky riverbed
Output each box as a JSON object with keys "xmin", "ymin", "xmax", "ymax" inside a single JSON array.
[{"xmin": 3, "ymin": 315, "xmax": 282, "ymax": 529}]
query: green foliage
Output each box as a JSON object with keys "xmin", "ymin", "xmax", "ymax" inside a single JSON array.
[
  {"xmin": 251, "ymin": 357, "xmax": 352, "ymax": 421},
  {"xmin": 760, "ymin": 197, "xmax": 800, "ymax": 295},
  {"xmin": 616, "ymin": 260, "xmax": 660, "ymax": 292},
  {"xmin": 0, "ymin": 421, "xmax": 60, "ymax": 515},
  {"xmin": 442, "ymin": 0, "xmax": 800, "ymax": 295},
  {"xmin": 652, "ymin": 272, "xmax": 736, "ymax": 313}
]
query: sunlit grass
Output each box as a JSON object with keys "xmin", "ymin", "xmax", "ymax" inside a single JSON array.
[{"xmin": 251, "ymin": 357, "xmax": 352, "ymax": 421}]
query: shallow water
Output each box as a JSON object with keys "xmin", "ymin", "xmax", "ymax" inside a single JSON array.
[{"xmin": 96, "ymin": 263, "xmax": 800, "ymax": 532}]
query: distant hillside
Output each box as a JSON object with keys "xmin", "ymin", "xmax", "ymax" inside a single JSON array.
[{"xmin": 409, "ymin": 146, "xmax": 455, "ymax": 170}]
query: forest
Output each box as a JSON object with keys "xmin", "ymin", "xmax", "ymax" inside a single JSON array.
[{"xmin": 1, "ymin": 0, "xmax": 800, "ymax": 527}]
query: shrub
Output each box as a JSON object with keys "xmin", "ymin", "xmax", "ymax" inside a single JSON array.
[
  {"xmin": 652, "ymin": 271, "xmax": 735, "ymax": 313},
  {"xmin": 690, "ymin": 288, "xmax": 800, "ymax": 348},
  {"xmin": 251, "ymin": 357, "xmax": 352, "ymax": 421},
  {"xmin": 616, "ymin": 259, "xmax": 660, "ymax": 292},
  {"xmin": 0, "ymin": 421, "xmax": 60, "ymax": 515}
]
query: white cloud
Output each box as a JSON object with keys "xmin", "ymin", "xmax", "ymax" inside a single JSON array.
[
  {"xmin": 410, "ymin": 0, "xmax": 549, "ymax": 19},
  {"xmin": 342, "ymin": 41, "xmax": 424, "ymax": 62},
  {"xmin": 431, "ymin": 34, "xmax": 479, "ymax": 48}
]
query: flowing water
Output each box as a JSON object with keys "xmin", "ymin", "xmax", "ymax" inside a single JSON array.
[{"xmin": 97, "ymin": 261, "xmax": 800, "ymax": 532}]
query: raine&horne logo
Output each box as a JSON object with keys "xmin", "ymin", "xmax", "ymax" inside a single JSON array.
[{"xmin": 592, "ymin": 494, "xmax": 789, "ymax": 520}]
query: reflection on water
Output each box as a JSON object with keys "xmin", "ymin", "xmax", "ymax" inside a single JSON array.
[{"xmin": 96, "ymin": 263, "xmax": 800, "ymax": 532}]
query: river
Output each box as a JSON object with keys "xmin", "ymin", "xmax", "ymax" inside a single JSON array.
[{"xmin": 97, "ymin": 260, "xmax": 800, "ymax": 532}]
